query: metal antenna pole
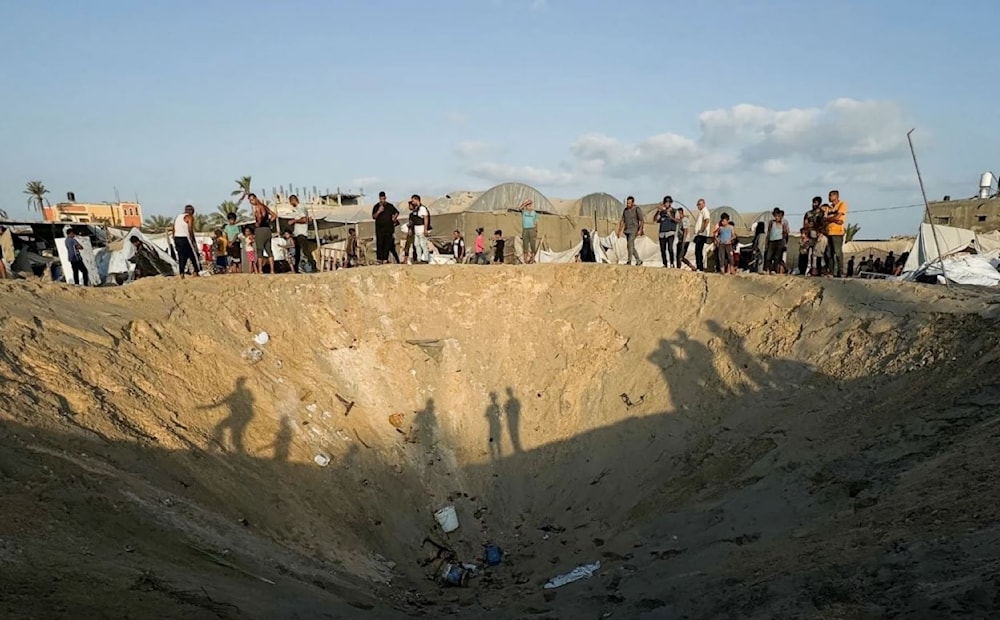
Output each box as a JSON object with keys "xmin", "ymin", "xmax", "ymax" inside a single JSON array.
[{"xmin": 906, "ymin": 128, "xmax": 949, "ymax": 287}]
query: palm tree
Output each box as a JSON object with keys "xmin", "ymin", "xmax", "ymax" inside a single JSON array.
[
  {"xmin": 143, "ymin": 215, "xmax": 173, "ymax": 232},
  {"xmin": 24, "ymin": 180, "xmax": 50, "ymax": 212},
  {"xmin": 216, "ymin": 200, "xmax": 247, "ymax": 221},
  {"xmin": 193, "ymin": 214, "xmax": 214, "ymax": 232},
  {"xmin": 231, "ymin": 176, "xmax": 253, "ymax": 206},
  {"xmin": 845, "ymin": 223, "xmax": 861, "ymax": 243}
]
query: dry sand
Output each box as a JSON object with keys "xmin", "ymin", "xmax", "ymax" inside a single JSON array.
[{"xmin": 1, "ymin": 267, "xmax": 999, "ymax": 619}]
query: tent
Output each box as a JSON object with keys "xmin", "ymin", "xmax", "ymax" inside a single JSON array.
[
  {"xmin": 901, "ymin": 223, "xmax": 1000, "ymax": 286},
  {"xmin": 902, "ymin": 223, "xmax": 979, "ymax": 274},
  {"xmin": 466, "ymin": 182, "xmax": 556, "ymax": 214},
  {"xmin": 577, "ymin": 193, "xmax": 624, "ymax": 220},
  {"xmin": 97, "ymin": 227, "xmax": 179, "ymax": 279}
]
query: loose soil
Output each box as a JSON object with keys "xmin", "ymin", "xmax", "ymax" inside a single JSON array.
[{"xmin": 1, "ymin": 266, "xmax": 999, "ymax": 619}]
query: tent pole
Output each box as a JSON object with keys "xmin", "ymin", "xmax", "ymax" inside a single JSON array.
[
  {"xmin": 907, "ymin": 128, "xmax": 948, "ymax": 287},
  {"xmin": 308, "ymin": 201, "xmax": 322, "ymax": 270}
]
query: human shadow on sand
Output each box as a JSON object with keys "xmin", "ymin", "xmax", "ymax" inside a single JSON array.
[{"xmin": 200, "ymin": 376, "xmax": 255, "ymax": 453}]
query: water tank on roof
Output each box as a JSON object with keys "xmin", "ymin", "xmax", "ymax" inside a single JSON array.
[{"xmin": 979, "ymin": 171, "xmax": 994, "ymax": 199}]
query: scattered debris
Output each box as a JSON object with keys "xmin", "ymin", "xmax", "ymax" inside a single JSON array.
[
  {"xmin": 305, "ymin": 403, "xmax": 318, "ymax": 413},
  {"xmin": 544, "ymin": 561, "xmax": 601, "ymax": 589},
  {"xmin": 484, "ymin": 544, "xmax": 503, "ymax": 566},
  {"xmin": 438, "ymin": 561, "xmax": 469, "ymax": 586},
  {"xmin": 243, "ymin": 348, "xmax": 263, "ymax": 364},
  {"xmin": 335, "ymin": 394, "xmax": 355, "ymax": 416},
  {"xmin": 590, "ymin": 468, "xmax": 610, "ymax": 486},
  {"xmin": 619, "ymin": 393, "xmax": 644, "ymax": 408},
  {"xmin": 434, "ymin": 505, "xmax": 460, "ymax": 533},
  {"xmin": 334, "ymin": 429, "xmax": 352, "ymax": 442},
  {"xmin": 388, "ymin": 413, "xmax": 406, "ymax": 431}
]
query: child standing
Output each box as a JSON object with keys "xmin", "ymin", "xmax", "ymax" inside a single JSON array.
[
  {"xmin": 452, "ymin": 230, "xmax": 466, "ymax": 263},
  {"xmin": 798, "ymin": 228, "xmax": 812, "ymax": 276},
  {"xmin": 492, "ymin": 230, "xmax": 505, "ymax": 264},
  {"xmin": 346, "ymin": 228, "xmax": 358, "ymax": 267},
  {"xmin": 212, "ymin": 229, "xmax": 228, "ymax": 273},
  {"xmin": 714, "ymin": 213, "xmax": 736, "ymax": 274},
  {"xmin": 244, "ymin": 228, "xmax": 258, "ymax": 274},
  {"xmin": 473, "ymin": 228, "xmax": 486, "ymax": 264}
]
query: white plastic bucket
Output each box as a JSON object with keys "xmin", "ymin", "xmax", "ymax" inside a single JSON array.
[{"xmin": 434, "ymin": 505, "xmax": 459, "ymax": 533}]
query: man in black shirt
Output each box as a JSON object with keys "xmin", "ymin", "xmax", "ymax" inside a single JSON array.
[{"xmin": 371, "ymin": 191, "xmax": 400, "ymax": 264}]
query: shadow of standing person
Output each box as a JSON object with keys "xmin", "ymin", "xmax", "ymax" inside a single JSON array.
[
  {"xmin": 271, "ymin": 414, "xmax": 292, "ymax": 462},
  {"xmin": 412, "ymin": 398, "xmax": 438, "ymax": 449},
  {"xmin": 485, "ymin": 391, "xmax": 504, "ymax": 464},
  {"xmin": 203, "ymin": 377, "xmax": 255, "ymax": 453},
  {"xmin": 647, "ymin": 330, "xmax": 726, "ymax": 420},
  {"xmin": 504, "ymin": 387, "xmax": 523, "ymax": 453}
]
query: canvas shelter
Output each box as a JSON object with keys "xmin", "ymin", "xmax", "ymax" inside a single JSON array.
[{"xmin": 466, "ymin": 182, "xmax": 555, "ymax": 214}]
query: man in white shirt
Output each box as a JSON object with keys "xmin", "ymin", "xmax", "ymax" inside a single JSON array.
[
  {"xmin": 692, "ymin": 198, "xmax": 712, "ymax": 272},
  {"xmin": 411, "ymin": 194, "xmax": 431, "ymax": 264},
  {"xmin": 270, "ymin": 230, "xmax": 295, "ymax": 273},
  {"xmin": 288, "ymin": 194, "xmax": 313, "ymax": 273}
]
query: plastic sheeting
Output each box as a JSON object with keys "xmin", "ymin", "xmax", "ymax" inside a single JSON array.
[
  {"xmin": 97, "ymin": 227, "xmax": 179, "ymax": 279},
  {"xmin": 536, "ymin": 234, "xmax": 609, "ymax": 264},
  {"xmin": 466, "ymin": 182, "xmax": 555, "ymax": 214},
  {"xmin": 921, "ymin": 251, "xmax": 1000, "ymax": 287},
  {"xmin": 902, "ymin": 223, "xmax": 978, "ymax": 274}
]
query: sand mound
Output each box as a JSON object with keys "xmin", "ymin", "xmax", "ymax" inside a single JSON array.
[{"xmin": 1, "ymin": 268, "xmax": 999, "ymax": 619}]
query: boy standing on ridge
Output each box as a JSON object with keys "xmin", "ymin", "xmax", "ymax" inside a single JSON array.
[
  {"xmin": 714, "ymin": 212, "xmax": 737, "ymax": 274},
  {"xmin": 517, "ymin": 199, "xmax": 539, "ymax": 264}
]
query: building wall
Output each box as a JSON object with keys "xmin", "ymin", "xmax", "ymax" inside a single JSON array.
[
  {"xmin": 42, "ymin": 202, "xmax": 143, "ymax": 228},
  {"xmin": 925, "ymin": 198, "xmax": 1000, "ymax": 233}
]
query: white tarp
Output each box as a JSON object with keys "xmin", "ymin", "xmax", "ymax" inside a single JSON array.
[
  {"xmin": 922, "ymin": 251, "xmax": 1000, "ymax": 287},
  {"xmin": 97, "ymin": 227, "xmax": 179, "ymax": 278},
  {"xmin": 598, "ymin": 232, "xmax": 662, "ymax": 266},
  {"xmin": 55, "ymin": 235, "xmax": 99, "ymax": 287},
  {"xmin": 536, "ymin": 234, "xmax": 608, "ymax": 264},
  {"xmin": 902, "ymin": 223, "xmax": 978, "ymax": 274}
]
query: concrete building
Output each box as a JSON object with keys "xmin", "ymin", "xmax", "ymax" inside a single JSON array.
[
  {"xmin": 925, "ymin": 197, "xmax": 1000, "ymax": 233},
  {"xmin": 42, "ymin": 201, "xmax": 143, "ymax": 228}
]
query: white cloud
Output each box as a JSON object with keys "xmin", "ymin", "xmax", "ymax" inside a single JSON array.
[
  {"xmin": 701, "ymin": 98, "xmax": 910, "ymax": 165},
  {"xmin": 760, "ymin": 159, "xmax": 789, "ymax": 175},
  {"xmin": 468, "ymin": 162, "xmax": 577, "ymax": 187},
  {"xmin": 460, "ymin": 97, "xmax": 910, "ymax": 191},
  {"xmin": 811, "ymin": 166, "xmax": 916, "ymax": 193}
]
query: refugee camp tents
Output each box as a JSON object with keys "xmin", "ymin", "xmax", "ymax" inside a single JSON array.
[
  {"xmin": 902, "ymin": 223, "xmax": 1000, "ymax": 286},
  {"xmin": 902, "ymin": 223, "xmax": 979, "ymax": 274},
  {"xmin": 98, "ymin": 227, "xmax": 179, "ymax": 279},
  {"xmin": 466, "ymin": 182, "xmax": 555, "ymax": 214}
]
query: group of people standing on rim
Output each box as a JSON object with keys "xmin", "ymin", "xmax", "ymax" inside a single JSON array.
[
  {"xmin": 371, "ymin": 192, "xmax": 546, "ymax": 266},
  {"xmin": 617, "ymin": 189, "xmax": 849, "ymax": 276},
  {"xmin": 168, "ymin": 193, "xmax": 316, "ymax": 279}
]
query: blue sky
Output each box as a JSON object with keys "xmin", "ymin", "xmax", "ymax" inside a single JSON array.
[{"xmin": 1, "ymin": 0, "xmax": 996, "ymax": 237}]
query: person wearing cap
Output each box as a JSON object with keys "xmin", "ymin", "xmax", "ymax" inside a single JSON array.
[
  {"xmin": 516, "ymin": 198, "xmax": 539, "ymax": 263},
  {"xmin": 654, "ymin": 196, "xmax": 679, "ymax": 267},
  {"xmin": 764, "ymin": 208, "xmax": 790, "ymax": 274}
]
